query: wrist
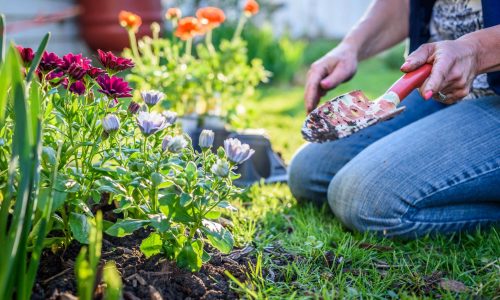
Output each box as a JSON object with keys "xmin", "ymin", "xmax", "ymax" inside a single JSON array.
[
  {"xmin": 337, "ymin": 38, "xmax": 362, "ymax": 59},
  {"xmin": 457, "ymin": 32, "xmax": 487, "ymax": 75}
]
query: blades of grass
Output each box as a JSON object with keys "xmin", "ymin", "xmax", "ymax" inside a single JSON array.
[
  {"xmin": 0, "ymin": 44, "xmax": 32, "ymax": 300},
  {"xmin": 0, "ymin": 47, "xmax": 12, "ymax": 126},
  {"xmin": 25, "ymin": 32, "xmax": 50, "ymax": 84},
  {"xmin": 19, "ymin": 88, "xmax": 44, "ymax": 300},
  {"xmin": 0, "ymin": 14, "xmax": 5, "ymax": 64}
]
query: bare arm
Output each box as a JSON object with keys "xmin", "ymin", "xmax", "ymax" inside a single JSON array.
[{"xmin": 305, "ymin": 0, "xmax": 409, "ymax": 112}]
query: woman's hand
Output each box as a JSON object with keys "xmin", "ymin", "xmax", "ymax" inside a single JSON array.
[
  {"xmin": 304, "ymin": 43, "xmax": 358, "ymax": 113},
  {"xmin": 400, "ymin": 39, "xmax": 480, "ymax": 104}
]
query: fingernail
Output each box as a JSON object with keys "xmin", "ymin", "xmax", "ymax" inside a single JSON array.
[
  {"xmin": 424, "ymin": 90, "xmax": 433, "ymax": 100},
  {"xmin": 400, "ymin": 61, "xmax": 411, "ymax": 69}
]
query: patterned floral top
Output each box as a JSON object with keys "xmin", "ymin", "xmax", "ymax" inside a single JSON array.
[{"xmin": 429, "ymin": 0, "xmax": 497, "ymax": 99}]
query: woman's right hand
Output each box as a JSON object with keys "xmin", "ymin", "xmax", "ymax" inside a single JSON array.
[{"xmin": 305, "ymin": 43, "xmax": 358, "ymax": 113}]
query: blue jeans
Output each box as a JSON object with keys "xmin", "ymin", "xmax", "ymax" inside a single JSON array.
[{"xmin": 288, "ymin": 91, "xmax": 500, "ymax": 238}]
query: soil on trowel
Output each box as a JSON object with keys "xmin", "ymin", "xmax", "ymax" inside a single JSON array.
[{"xmin": 32, "ymin": 229, "xmax": 254, "ymax": 300}]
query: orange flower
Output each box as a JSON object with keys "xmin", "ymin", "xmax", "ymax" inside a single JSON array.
[
  {"xmin": 244, "ymin": 0, "xmax": 259, "ymax": 16},
  {"xmin": 165, "ymin": 7, "xmax": 182, "ymax": 20},
  {"xmin": 175, "ymin": 17, "xmax": 203, "ymax": 40},
  {"xmin": 119, "ymin": 10, "xmax": 142, "ymax": 31},
  {"xmin": 196, "ymin": 7, "xmax": 225, "ymax": 29}
]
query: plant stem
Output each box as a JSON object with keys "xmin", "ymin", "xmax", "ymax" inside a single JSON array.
[
  {"xmin": 233, "ymin": 15, "xmax": 247, "ymax": 41},
  {"xmin": 127, "ymin": 29, "xmax": 142, "ymax": 68},
  {"xmin": 206, "ymin": 30, "xmax": 216, "ymax": 56},
  {"xmin": 185, "ymin": 38, "xmax": 193, "ymax": 58}
]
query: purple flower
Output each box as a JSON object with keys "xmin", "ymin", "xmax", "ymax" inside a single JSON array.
[
  {"xmin": 63, "ymin": 79, "xmax": 86, "ymax": 95},
  {"xmin": 127, "ymin": 101, "xmax": 141, "ymax": 115},
  {"xmin": 162, "ymin": 111, "xmax": 178, "ymax": 125},
  {"xmin": 136, "ymin": 111, "xmax": 168, "ymax": 136},
  {"xmin": 16, "ymin": 46, "xmax": 34, "ymax": 66},
  {"xmin": 141, "ymin": 90, "xmax": 164, "ymax": 107},
  {"xmin": 46, "ymin": 70, "xmax": 65, "ymax": 86},
  {"xmin": 199, "ymin": 130, "xmax": 214, "ymax": 148},
  {"xmin": 97, "ymin": 49, "xmax": 134, "ymax": 72},
  {"xmin": 39, "ymin": 51, "xmax": 63, "ymax": 72},
  {"xmin": 102, "ymin": 114, "xmax": 120, "ymax": 133},
  {"xmin": 162, "ymin": 135, "xmax": 188, "ymax": 153},
  {"xmin": 223, "ymin": 138, "xmax": 255, "ymax": 164},
  {"xmin": 87, "ymin": 66, "xmax": 105, "ymax": 79},
  {"xmin": 96, "ymin": 74, "xmax": 132, "ymax": 99},
  {"xmin": 59, "ymin": 53, "xmax": 92, "ymax": 80},
  {"xmin": 211, "ymin": 159, "xmax": 229, "ymax": 177}
]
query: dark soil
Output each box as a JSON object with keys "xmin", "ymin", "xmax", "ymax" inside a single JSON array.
[{"xmin": 32, "ymin": 229, "xmax": 254, "ymax": 300}]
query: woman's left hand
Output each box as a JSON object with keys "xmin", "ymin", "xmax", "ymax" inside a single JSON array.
[{"xmin": 400, "ymin": 39, "xmax": 479, "ymax": 104}]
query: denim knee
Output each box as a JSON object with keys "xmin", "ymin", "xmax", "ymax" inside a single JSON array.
[
  {"xmin": 288, "ymin": 143, "xmax": 336, "ymax": 205},
  {"xmin": 327, "ymin": 160, "xmax": 408, "ymax": 236}
]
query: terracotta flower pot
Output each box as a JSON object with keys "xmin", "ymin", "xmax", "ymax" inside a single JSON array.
[{"xmin": 79, "ymin": 0, "xmax": 162, "ymax": 52}]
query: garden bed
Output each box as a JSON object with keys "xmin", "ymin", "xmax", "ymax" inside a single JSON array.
[{"xmin": 33, "ymin": 229, "xmax": 254, "ymax": 299}]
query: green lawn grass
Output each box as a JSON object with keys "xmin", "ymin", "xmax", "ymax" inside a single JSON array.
[{"xmin": 231, "ymin": 57, "xmax": 500, "ymax": 299}]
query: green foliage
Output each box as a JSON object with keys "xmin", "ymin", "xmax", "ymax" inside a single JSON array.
[
  {"xmin": 103, "ymin": 261, "xmax": 122, "ymax": 300},
  {"xmin": 0, "ymin": 31, "xmax": 52, "ymax": 300},
  {"xmin": 75, "ymin": 211, "xmax": 103, "ymax": 300},
  {"xmin": 123, "ymin": 18, "xmax": 269, "ymax": 127}
]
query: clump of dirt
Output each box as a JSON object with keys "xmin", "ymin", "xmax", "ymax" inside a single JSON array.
[{"xmin": 32, "ymin": 229, "xmax": 254, "ymax": 300}]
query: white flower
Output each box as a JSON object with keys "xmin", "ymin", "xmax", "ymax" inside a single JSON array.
[
  {"xmin": 162, "ymin": 110, "xmax": 178, "ymax": 125},
  {"xmin": 223, "ymin": 138, "xmax": 255, "ymax": 164},
  {"xmin": 199, "ymin": 129, "xmax": 214, "ymax": 148},
  {"xmin": 141, "ymin": 90, "xmax": 165, "ymax": 107},
  {"xmin": 136, "ymin": 111, "xmax": 168, "ymax": 136},
  {"xmin": 162, "ymin": 135, "xmax": 188, "ymax": 153},
  {"xmin": 211, "ymin": 159, "xmax": 229, "ymax": 177},
  {"xmin": 102, "ymin": 114, "xmax": 120, "ymax": 133}
]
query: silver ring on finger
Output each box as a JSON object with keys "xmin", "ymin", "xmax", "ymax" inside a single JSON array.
[{"xmin": 437, "ymin": 91, "xmax": 447, "ymax": 103}]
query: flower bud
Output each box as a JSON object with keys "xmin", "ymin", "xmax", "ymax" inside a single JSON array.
[
  {"xmin": 162, "ymin": 135, "xmax": 188, "ymax": 153},
  {"xmin": 141, "ymin": 90, "xmax": 165, "ymax": 107},
  {"xmin": 223, "ymin": 138, "xmax": 255, "ymax": 164},
  {"xmin": 199, "ymin": 129, "xmax": 214, "ymax": 148},
  {"xmin": 128, "ymin": 101, "xmax": 141, "ymax": 115},
  {"xmin": 102, "ymin": 114, "xmax": 120, "ymax": 133},
  {"xmin": 211, "ymin": 159, "xmax": 229, "ymax": 177}
]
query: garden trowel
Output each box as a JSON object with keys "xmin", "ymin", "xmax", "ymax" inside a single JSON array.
[{"xmin": 302, "ymin": 64, "xmax": 432, "ymax": 143}]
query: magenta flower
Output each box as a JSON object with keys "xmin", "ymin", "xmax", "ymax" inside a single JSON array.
[
  {"xmin": 63, "ymin": 79, "xmax": 86, "ymax": 95},
  {"xmin": 87, "ymin": 66, "xmax": 105, "ymax": 79},
  {"xmin": 97, "ymin": 49, "xmax": 134, "ymax": 72},
  {"xmin": 16, "ymin": 46, "xmax": 34, "ymax": 66},
  {"xmin": 96, "ymin": 74, "xmax": 132, "ymax": 99},
  {"xmin": 46, "ymin": 70, "xmax": 65, "ymax": 86},
  {"xmin": 39, "ymin": 51, "xmax": 63, "ymax": 72},
  {"xmin": 60, "ymin": 53, "xmax": 92, "ymax": 80}
]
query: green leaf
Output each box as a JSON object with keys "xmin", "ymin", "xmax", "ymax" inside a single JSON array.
[
  {"xmin": 201, "ymin": 220, "xmax": 234, "ymax": 254},
  {"xmin": 180, "ymin": 193, "xmax": 192, "ymax": 207},
  {"xmin": 149, "ymin": 214, "xmax": 170, "ymax": 232},
  {"xmin": 25, "ymin": 33, "xmax": 50, "ymax": 83},
  {"xmin": 103, "ymin": 262, "xmax": 122, "ymax": 300},
  {"xmin": 140, "ymin": 232, "xmax": 163, "ymax": 258},
  {"xmin": 185, "ymin": 161, "xmax": 198, "ymax": 181},
  {"xmin": 105, "ymin": 219, "xmax": 150, "ymax": 237},
  {"xmin": 204, "ymin": 210, "xmax": 221, "ymax": 220},
  {"xmin": 0, "ymin": 14, "xmax": 5, "ymax": 64},
  {"xmin": 69, "ymin": 213, "xmax": 91, "ymax": 244},
  {"xmin": 177, "ymin": 240, "xmax": 203, "ymax": 272}
]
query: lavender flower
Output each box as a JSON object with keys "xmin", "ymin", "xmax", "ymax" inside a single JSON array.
[
  {"xmin": 127, "ymin": 101, "xmax": 141, "ymax": 115},
  {"xmin": 141, "ymin": 90, "xmax": 165, "ymax": 107},
  {"xmin": 162, "ymin": 135, "xmax": 188, "ymax": 153},
  {"xmin": 162, "ymin": 110, "xmax": 178, "ymax": 125},
  {"xmin": 224, "ymin": 138, "xmax": 255, "ymax": 164},
  {"xmin": 102, "ymin": 114, "xmax": 120, "ymax": 133},
  {"xmin": 136, "ymin": 111, "xmax": 168, "ymax": 136},
  {"xmin": 211, "ymin": 159, "xmax": 229, "ymax": 177},
  {"xmin": 199, "ymin": 129, "xmax": 214, "ymax": 148}
]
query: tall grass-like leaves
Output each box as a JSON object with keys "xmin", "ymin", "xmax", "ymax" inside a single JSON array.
[
  {"xmin": 75, "ymin": 211, "xmax": 104, "ymax": 300},
  {"xmin": 0, "ymin": 33, "xmax": 50, "ymax": 299},
  {"xmin": 0, "ymin": 14, "xmax": 5, "ymax": 63}
]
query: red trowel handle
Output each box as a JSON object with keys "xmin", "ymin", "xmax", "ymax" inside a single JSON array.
[{"xmin": 387, "ymin": 64, "xmax": 432, "ymax": 101}]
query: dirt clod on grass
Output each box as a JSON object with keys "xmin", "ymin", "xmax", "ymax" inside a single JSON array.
[{"xmin": 32, "ymin": 229, "xmax": 254, "ymax": 300}]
